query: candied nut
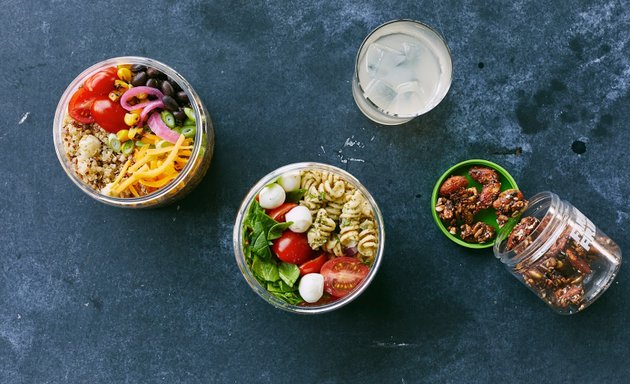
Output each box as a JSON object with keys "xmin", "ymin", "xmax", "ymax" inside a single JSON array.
[
  {"xmin": 439, "ymin": 175, "xmax": 469, "ymax": 198},
  {"xmin": 553, "ymin": 284, "xmax": 584, "ymax": 308},
  {"xmin": 566, "ymin": 247, "xmax": 592, "ymax": 274},
  {"xmin": 469, "ymin": 166, "xmax": 499, "ymax": 184},
  {"xmin": 506, "ymin": 216, "xmax": 540, "ymax": 250},
  {"xmin": 479, "ymin": 181, "xmax": 501, "ymax": 210},
  {"xmin": 453, "ymin": 187, "xmax": 480, "ymax": 224},
  {"xmin": 493, "ymin": 189, "xmax": 529, "ymax": 226},
  {"xmin": 469, "ymin": 164, "xmax": 502, "ymax": 210},
  {"xmin": 460, "ymin": 221, "xmax": 496, "ymax": 243},
  {"xmin": 435, "ymin": 197, "xmax": 455, "ymax": 223}
]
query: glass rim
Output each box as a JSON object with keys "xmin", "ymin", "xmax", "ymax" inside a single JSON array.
[
  {"xmin": 494, "ymin": 191, "xmax": 568, "ymax": 268},
  {"xmin": 53, "ymin": 56, "xmax": 206, "ymax": 207},
  {"xmin": 232, "ymin": 162, "xmax": 386, "ymax": 314},
  {"xmin": 353, "ymin": 19, "xmax": 454, "ymax": 119}
]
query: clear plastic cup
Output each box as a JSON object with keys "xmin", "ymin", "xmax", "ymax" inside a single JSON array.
[
  {"xmin": 494, "ymin": 191, "xmax": 622, "ymax": 314},
  {"xmin": 352, "ymin": 19, "xmax": 453, "ymax": 125},
  {"xmin": 53, "ymin": 56, "xmax": 215, "ymax": 208},
  {"xmin": 233, "ymin": 162, "xmax": 385, "ymax": 314}
]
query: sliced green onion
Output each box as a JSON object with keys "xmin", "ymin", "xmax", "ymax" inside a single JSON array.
[
  {"xmin": 160, "ymin": 110, "xmax": 176, "ymax": 128},
  {"xmin": 172, "ymin": 126, "xmax": 182, "ymax": 134},
  {"xmin": 184, "ymin": 107, "xmax": 196, "ymax": 122},
  {"xmin": 156, "ymin": 140, "xmax": 173, "ymax": 149},
  {"xmin": 121, "ymin": 140, "xmax": 134, "ymax": 155},
  {"xmin": 181, "ymin": 125, "xmax": 196, "ymax": 139},
  {"xmin": 108, "ymin": 134, "xmax": 121, "ymax": 153},
  {"xmin": 135, "ymin": 140, "xmax": 146, "ymax": 147}
]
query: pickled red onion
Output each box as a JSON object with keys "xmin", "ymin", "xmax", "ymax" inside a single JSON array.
[
  {"xmin": 138, "ymin": 100, "xmax": 164, "ymax": 127},
  {"xmin": 120, "ymin": 86, "xmax": 164, "ymax": 111},
  {"xmin": 147, "ymin": 112, "xmax": 181, "ymax": 143}
]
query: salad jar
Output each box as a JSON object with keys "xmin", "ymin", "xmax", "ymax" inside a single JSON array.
[
  {"xmin": 53, "ymin": 56, "xmax": 215, "ymax": 208},
  {"xmin": 494, "ymin": 191, "xmax": 622, "ymax": 314},
  {"xmin": 233, "ymin": 162, "xmax": 385, "ymax": 314}
]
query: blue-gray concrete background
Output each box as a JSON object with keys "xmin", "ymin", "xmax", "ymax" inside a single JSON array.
[{"xmin": 1, "ymin": 0, "xmax": 628, "ymax": 382}]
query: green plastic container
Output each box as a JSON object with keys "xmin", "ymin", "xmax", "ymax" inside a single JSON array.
[{"xmin": 431, "ymin": 159, "xmax": 518, "ymax": 249}]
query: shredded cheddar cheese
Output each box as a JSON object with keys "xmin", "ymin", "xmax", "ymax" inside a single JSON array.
[{"xmin": 111, "ymin": 134, "xmax": 190, "ymax": 196}]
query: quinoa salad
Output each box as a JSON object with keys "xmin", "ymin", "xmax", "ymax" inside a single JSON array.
[{"xmin": 61, "ymin": 63, "xmax": 198, "ymax": 198}]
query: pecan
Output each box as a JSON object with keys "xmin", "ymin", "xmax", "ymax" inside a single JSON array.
[
  {"xmin": 460, "ymin": 221, "xmax": 496, "ymax": 243},
  {"xmin": 438, "ymin": 175, "xmax": 469, "ymax": 198},
  {"xmin": 506, "ymin": 216, "xmax": 540, "ymax": 251}
]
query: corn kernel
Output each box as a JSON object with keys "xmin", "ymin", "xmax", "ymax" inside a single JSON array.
[
  {"xmin": 117, "ymin": 64, "xmax": 132, "ymax": 70},
  {"xmin": 128, "ymin": 127, "xmax": 140, "ymax": 140},
  {"xmin": 124, "ymin": 113, "xmax": 140, "ymax": 127},
  {"xmin": 117, "ymin": 68, "xmax": 132, "ymax": 82},
  {"xmin": 136, "ymin": 93, "xmax": 148, "ymax": 100},
  {"xmin": 108, "ymin": 90, "xmax": 121, "ymax": 102},
  {"xmin": 116, "ymin": 130, "xmax": 130, "ymax": 142},
  {"xmin": 114, "ymin": 80, "xmax": 131, "ymax": 91}
]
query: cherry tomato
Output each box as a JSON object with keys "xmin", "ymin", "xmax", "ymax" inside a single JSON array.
[
  {"xmin": 320, "ymin": 257, "xmax": 369, "ymax": 298},
  {"xmin": 299, "ymin": 252, "xmax": 328, "ymax": 275},
  {"xmin": 90, "ymin": 97, "xmax": 127, "ymax": 133},
  {"xmin": 271, "ymin": 231, "xmax": 312, "ymax": 265},
  {"xmin": 68, "ymin": 87, "xmax": 96, "ymax": 123},
  {"xmin": 84, "ymin": 68, "xmax": 117, "ymax": 96},
  {"xmin": 268, "ymin": 203, "xmax": 297, "ymax": 222}
]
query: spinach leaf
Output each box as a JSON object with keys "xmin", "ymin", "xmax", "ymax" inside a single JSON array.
[
  {"xmin": 252, "ymin": 256, "xmax": 279, "ymax": 282},
  {"xmin": 285, "ymin": 188, "xmax": 307, "ymax": 203},
  {"xmin": 269, "ymin": 290, "xmax": 303, "ymax": 305},
  {"xmin": 278, "ymin": 262, "xmax": 300, "ymax": 287},
  {"xmin": 268, "ymin": 222, "xmax": 293, "ymax": 240}
]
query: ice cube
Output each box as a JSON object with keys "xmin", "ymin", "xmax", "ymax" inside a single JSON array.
[
  {"xmin": 389, "ymin": 81, "xmax": 428, "ymax": 115},
  {"xmin": 364, "ymin": 78, "xmax": 397, "ymax": 109},
  {"xmin": 365, "ymin": 43, "xmax": 406, "ymax": 76}
]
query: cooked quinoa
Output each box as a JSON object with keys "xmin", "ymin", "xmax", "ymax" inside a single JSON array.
[{"xmin": 62, "ymin": 115, "xmax": 130, "ymax": 194}]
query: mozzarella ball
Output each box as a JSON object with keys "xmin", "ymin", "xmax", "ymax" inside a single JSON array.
[
  {"xmin": 258, "ymin": 183, "xmax": 286, "ymax": 209},
  {"xmin": 299, "ymin": 273, "xmax": 324, "ymax": 303},
  {"xmin": 277, "ymin": 171, "xmax": 301, "ymax": 192},
  {"xmin": 285, "ymin": 206, "xmax": 312, "ymax": 233}
]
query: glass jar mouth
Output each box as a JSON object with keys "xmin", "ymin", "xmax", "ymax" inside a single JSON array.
[
  {"xmin": 52, "ymin": 56, "xmax": 207, "ymax": 207},
  {"xmin": 232, "ymin": 162, "xmax": 386, "ymax": 314},
  {"xmin": 494, "ymin": 191, "xmax": 568, "ymax": 269},
  {"xmin": 353, "ymin": 19, "xmax": 453, "ymax": 119}
]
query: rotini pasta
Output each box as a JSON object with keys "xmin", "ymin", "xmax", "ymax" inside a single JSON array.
[
  {"xmin": 322, "ymin": 235, "xmax": 344, "ymax": 257},
  {"xmin": 299, "ymin": 185, "xmax": 323, "ymax": 214},
  {"xmin": 307, "ymin": 208, "xmax": 337, "ymax": 249},
  {"xmin": 357, "ymin": 219, "xmax": 378, "ymax": 262},
  {"xmin": 301, "ymin": 170, "xmax": 322, "ymax": 191}
]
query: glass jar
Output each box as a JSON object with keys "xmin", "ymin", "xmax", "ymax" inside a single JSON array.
[
  {"xmin": 233, "ymin": 162, "xmax": 385, "ymax": 314},
  {"xmin": 494, "ymin": 191, "xmax": 622, "ymax": 314},
  {"xmin": 53, "ymin": 56, "xmax": 215, "ymax": 208}
]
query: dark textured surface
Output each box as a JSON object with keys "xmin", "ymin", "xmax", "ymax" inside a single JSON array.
[{"xmin": 1, "ymin": 0, "xmax": 629, "ymax": 382}]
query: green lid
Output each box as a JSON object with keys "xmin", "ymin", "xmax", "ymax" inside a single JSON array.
[{"xmin": 431, "ymin": 159, "xmax": 519, "ymax": 249}]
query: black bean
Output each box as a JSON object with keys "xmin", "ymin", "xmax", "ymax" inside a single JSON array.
[
  {"xmin": 146, "ymin": 67, "xmax": 165, "ymax": 79},
  {"xmin": 131, "ymin": 64, "xmax": 146, "ymax": 72},
  {"xmin": 162, "ymin": 95, "xmax": 179, "ymax": 112},
  {"xmin": 175, "ymin": 91, "xmax": 189, "ymax": 104},
  {"xmin": 146, "ymin": 78, "xmax": 159, "ymax": 89},
  {"xmin": 169, "ymin": 78, "xmax": 181, "ymax": 92},
  {"xmin": 173, "ymin": 110, "xmax": 186, "ymax": 122},
  {"xmin": 131, "ymin": 71, "xmax": 148, "ymax": 86},
  {"xmin": 161, "ymin": 81, "xmax": 174, "ymax": 97}
]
